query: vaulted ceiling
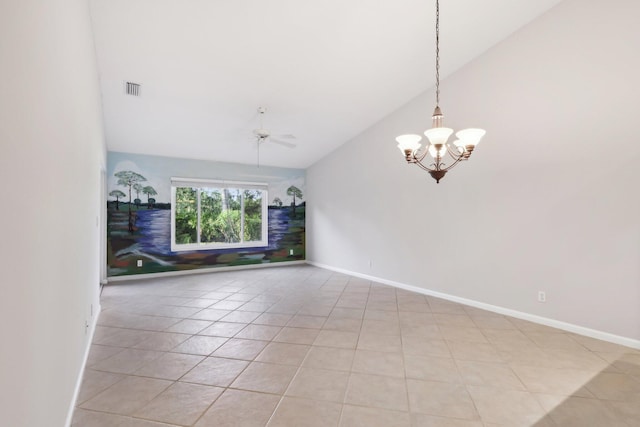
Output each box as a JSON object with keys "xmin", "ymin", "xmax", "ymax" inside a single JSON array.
[{"xmin": 90, "ymin": 0, "xmax": 564, "ymax": 169}]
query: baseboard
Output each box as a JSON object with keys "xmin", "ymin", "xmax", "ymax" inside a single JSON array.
[
  {"xmin": 107, "ymin": 260, "xmax": 307, "ymax": 283},
  {"xmin": 64, "ymin": 304, "xmax": 101, "ymax": 427},
  {"xmin": 307, "ymin": 261, "xmax": 640, "ymax": 351}
]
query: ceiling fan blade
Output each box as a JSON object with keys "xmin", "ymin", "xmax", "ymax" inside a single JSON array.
[{"xmin": 269, "ymin": 138, "xmax": 297, "ymax": 148}]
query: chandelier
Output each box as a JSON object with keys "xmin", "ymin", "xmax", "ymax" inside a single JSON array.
[{"xmin": 396, "ymin": 0, "xmax": 485, "ymax": 183}]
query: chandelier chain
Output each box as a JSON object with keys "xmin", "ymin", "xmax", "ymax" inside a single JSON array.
[{"xmin": 435, "ymin": 0, "xmax": 440, "ymax": 107}]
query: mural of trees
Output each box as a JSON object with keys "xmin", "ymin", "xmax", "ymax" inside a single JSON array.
[
  {"xmin": 115, "ymin": 170, "xmax": 147, "ymax": 232},
  {"xmin": 142, "ymin": 185, "xmax": 157, "ymax": 209},
  {"xmin": 287, "ymin": 185, "xmax": 303, "ymax": 215},
  {"xmin": 133, "ymin": 183, "xmax": 143, "ymax": 208},
  {"xmin": 272, "ymin": 197, "xmax": 283, "ymax": 207},
  {"xmin": 109, "ymin": 189, "xmax": 126, "ymax": 210}
]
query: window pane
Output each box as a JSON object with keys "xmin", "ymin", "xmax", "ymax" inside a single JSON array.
[
  {"xmin": 243, "ymin": 189, "xmax": 262, "ymax": 242},
  {"xmin": 175, "ymin": 187, "xmax": 197, "ymax": 244},
  {"xmin": 201, "ymin": 188, "xmax": 241, "ymax": 243},
  {"xmin": 200, "ymin": 188, "xmax": 222, "ymax": 243}
]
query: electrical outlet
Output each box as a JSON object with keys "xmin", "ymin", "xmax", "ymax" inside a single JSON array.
[
  {"xmin": 137, "ymin": 259, "xmax": 143, "ymax": 267},
  {"xmin": 538, "ymin": 291, "xmax": 546, "ymax": 303}
]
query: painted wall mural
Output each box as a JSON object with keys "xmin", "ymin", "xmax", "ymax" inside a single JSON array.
[{"xmin": 107, "ymin": 152, "xmax": 305, "ymax": 277}]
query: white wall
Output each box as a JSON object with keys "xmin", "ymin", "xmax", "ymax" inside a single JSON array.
[
  {"xmin": 0, "ymin": 0, "xmax": 106, "ymax": 426},
  {"xmin": 307, "ymin": 0, "xmax": 640, "ymax": 342}
]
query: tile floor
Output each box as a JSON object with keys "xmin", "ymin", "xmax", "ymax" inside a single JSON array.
[{"xmin": 73, "ymin": 265, "xmax": 640, "ymax": 426}]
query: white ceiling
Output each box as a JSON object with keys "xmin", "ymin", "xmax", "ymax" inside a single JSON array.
[{"xmin": 90, "ymin": 0, "xmax": 563, "ymax": 169}]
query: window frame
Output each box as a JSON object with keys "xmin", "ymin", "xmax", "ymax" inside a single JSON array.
[{"xmin": 170, "ymin": 177, "xmax": 268, "ymax": 252}]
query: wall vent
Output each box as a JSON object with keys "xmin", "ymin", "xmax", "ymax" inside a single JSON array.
[{"xmin": 125, "ymin": 81, "xmax": 141, "ymax": 96}]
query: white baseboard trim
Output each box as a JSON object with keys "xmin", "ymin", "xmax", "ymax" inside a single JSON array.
[
  {"xmin": 64, "ymin": 304, "xmax": 101, "ymax": 427},
  {"xmin": 308, "ymin": 261, "xmax": 640, "ymax": 350},
  {"xmin": 107, "ymin": 260, "xmax": 307, "ymax": 283}
]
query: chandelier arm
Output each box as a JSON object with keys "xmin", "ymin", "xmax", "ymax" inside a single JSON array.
[
  {"xmin": 412, "ymin": 159, "xmax": 437, "ymax": 173},
  {"xmin": 440, "ymin": 155, "xmax": 465, "ymax": 172}
]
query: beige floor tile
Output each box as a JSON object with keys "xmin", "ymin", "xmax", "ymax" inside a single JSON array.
[
  {"xmin": 330, "ymin": 307, "xmax": 364, "ymax": 319},
  {"xmin": 234, "ymin": 324, "xmax": 282, "ymax": 341},
  {"xmin": 132, "ymin": 332, "xmax": 191, "ymax": 351},
  {"xmin": 220, "ymin": 310, "xmax": 261, "ymax": 323},
  {"xmin": 339, "ymin": 405, "xmax": 410, "ymax": 427},
  {"xmin": 362, "ymin": 318, "xmax": 401, "ymax": 335},
  {"xmin": 287, "ymin": 314, "xmax": 327, "ymax": 329},
  {"xmin": 345, "ymin": 373, "xmax": 408, "ymax": 411},
  {"xmin": 86, "ymin": 344, "xmax": 125, "ymax": 366},
  {"xmin": 584, "ymin": 371, "xmax": 640, "ymax": 401},
  {"xmin": 466, "ymin": 385, "xmax": 546, "ymax": 426},
  {"xmin": 439, "ymin": 326, "xmax": 488, "ymax": 344},
  {"xmin": 434, "ymin": 313, "xmax": 476, "ymax": 328},
  {"xmin": 256, "ymin": 342, "xmax": 310, "ymax": 366},
  {"xmin": 410, "ymin": 413, "xmax": 484, "ymax": 427},
  {"xmin": 523, "ymin": 331, "xmax": 586, "ymax": 350},
  {"xmin": 76, "ymin": 369, "xmax": 125, "ymax": 404},
  {"xmin": 357, "ymin": 332, "xmax": 403, "ymax": 353},
  {"xmin": 172, "ymin": 335, "xmax": 228, "ymax": 355},
  {"xmin": 398, "ymin": 302, "xmax": 431, "ymax": 313},
  {"xmin": 314, "ymin": 330, "xmax": 359, "ymax": 349},
  {"xmin": 273, "ymin": 326, "xmax": 320, "ymax": 344},
  {"xmin": 536, "ymin": 394, "xmax": 629, "ymax": 427},
  {"xmin": 230, "ymin": 361, "xmax": 297, "ymax": 394},
  {"xmin": 469, "ymin": 315, "xmax": 516, "ymax": 330},
  {"xmin": 80, "ymin": 375, "xmax": 172, "ymax": 415},
  {"xmin": 92, "ymin": 328, "xmax": 157, "ymax": 348},
  {"xmin": 212, "ymin": 338, "xmax": 268, "ymax": 360},
  {"xmin": 323, "ymin": 316, "xmax": 362, "ymax": 332},
  {"xmin": 253, "ymin": 312, "xmax": 293, "ymax": 326},
  {"xmin": 511, "ymin": 364, "xmax": 596, "ymax": 396},
  {"xmin": 72, "ymin": 409, "xmax": 179, "ymax": 427},
  {"xmin": 456, "ymin": 360, "xmax": 525, "ymax": 390},
  {"xmin": 181, "ymin": 356, "xmax": 249, "ymax": 387},
  {"xmin": 189, "ymin": 308, "xmax": 232, "ymax": 321},
  {"xmin": 352, "ymin": 349, "xmax": 405, "ymax": 378},
  {"xmin": 302, "ymin": 346, "xmax": 355, "ymax": 371},
  {"xmin": 286, "ymin": 367, "xmax": 350, "ymax": 402},
  {"xmin": 405, "ymin": 354, "xmax": 461, "ymax": 383},
  {"xmin": 400, "ymin": 321, "xmax": 442, "ymax": 338},
  {"xmin": 447, "ymin": 341, "xmax": 503, "ymax": 363},
  {"xmin": 134, "ymin": 352, "xmax": 204, "ymax": 380},
  {"xmin": 267, "ymin": 396, "xmax": 342, "ymax": 427},
  {"xmin": 134, "ymin": 382, "xmax": 223, "ymax": 425},
  {"xmin": 211, "ymin": 300, "xmax": 246, "ymax": 310},
  {"xmin": 364, "ymin": 309, "xmax": 400, "ymax": 322},
  {"xmin": 90, "ymin": 348, "xmax": 164, "ymax": 374},
  {"xmin": 194, "ymin": 389, "xmax": 280, "ymax": 427},
  {"xmin": 406, "ymin": 379, "xmax": 478, "ymax": 420},
  {"xmin": 165, "ymin": 319, "xmax": 212, "ymax": 334},
  {"xmin": 76, "ymin": 266, "xmax": 640, "ymax": 427},
  {"xmin": 401, "ymin": 336, "xmax": 451, "ymax": 358},
  {"xmin": 199, "ymin": 321, "xmax": 247, "ymax": 337}
]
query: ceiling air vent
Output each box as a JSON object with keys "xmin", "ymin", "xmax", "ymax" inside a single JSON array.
[{"xmin": 125, "ymin": 81, "xmax": 141, "ymax": 96}]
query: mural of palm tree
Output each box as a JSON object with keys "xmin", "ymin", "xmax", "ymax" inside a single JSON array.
[
  {"xmin": 115, "ymin": 170, "xmax": 147, "ymax": 232},
  {"xmin": 286, "ymin": 185, "xmax": 303, "ymax": 215},
  {"xmin": 142, "ymin": 186, "xmax": 158, "ymax": 209},
  {"xmin": 109, "ymin": 189, "xmax": 126, "ymax": 210},
  {"xmin": 272, "ymin": 197, "xmax": 283, "ymax": 208}
]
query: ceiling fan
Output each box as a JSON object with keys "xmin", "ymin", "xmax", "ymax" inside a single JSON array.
[{"xmin": 253, "ymin": 106, "xmax": 297, "ymax": 149}]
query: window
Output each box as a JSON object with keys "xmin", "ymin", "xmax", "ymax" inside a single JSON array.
[{"xmin": 170, "ymin": 178, "xmax": 268, "ymax": 251}]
